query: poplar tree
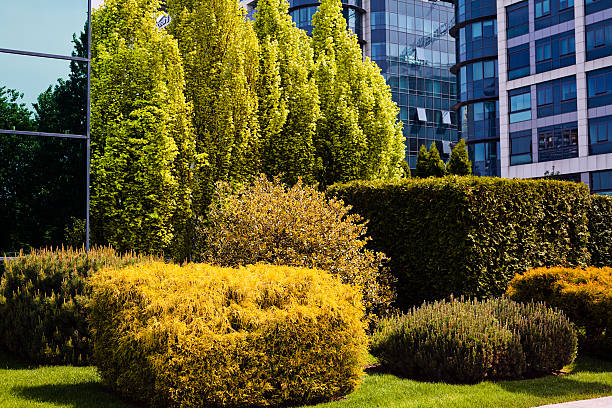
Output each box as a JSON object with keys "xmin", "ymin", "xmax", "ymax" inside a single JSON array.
[
  {"xmin": 254, "ymin": 0, "xmax": 319, "ymax": 185},
  {"xmin": 166, "ymin": 0, "xmax": 260, "ymax": 212},
  {"xmin": 91, "ymin": 0, "xmax": 195, "ymax": 255},
  {"xmin": 311, "ymin": 0, "xmax": 404, "ymax": 186},
  {"xmin": 446, "ymin": 138, "xmax": 472, "ymax": 176}
]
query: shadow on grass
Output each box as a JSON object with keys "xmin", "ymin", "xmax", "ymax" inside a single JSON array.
[
  {"xmin": 0, "ymin": 353, "xmax": 36, "ymax": 370},
  {"xmin": 12, "ymin": 383, "xmax": 139, "ymax": 408}
]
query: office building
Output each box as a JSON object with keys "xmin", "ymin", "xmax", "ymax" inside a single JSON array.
[
  {"xmin": 242, "ymin": 0, "xmax": 459, "ymax": 168},
  {"xmin": 0, "ymin": 2, "xmax": 91, "ymax": 254},
  {"xmin": 446, "ymin": 0, "xmax": 612, "ymax": 192}
]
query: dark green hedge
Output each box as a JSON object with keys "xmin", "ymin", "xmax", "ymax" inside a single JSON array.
[
  {"xmin": 328, "ymin": 177, "xmax": 591, "ymax": 308},
  {"xmin": 588, "ymin": 195, "xmax": 612, "ymax": 267}
]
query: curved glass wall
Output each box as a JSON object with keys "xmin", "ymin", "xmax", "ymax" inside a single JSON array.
[
  {"xmin": 288, "ymin": 1, "xmax": 365, "ymax": 41},
  {"xmin": 452, "ymin": 0, "xmax": 499, "ymax": 176},
  {"xmin": 1, "ymin": 1, "xmax": 90, "ymax": 254}
]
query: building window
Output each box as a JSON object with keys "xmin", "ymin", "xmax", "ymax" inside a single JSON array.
[
  {"xmin": 468, "ymin": 140, "xmax": 500, "ymax": 177},
  {"xmin": 587, "ymin": 66, "xmax": 612, "ymax": 109},
  {"xmin": 589, "ymin": 115, "xmax": 612, "ymax": 155},
  {"xmin": 509, "ymin": 87, "xmax": 532, "ymax": 123},
  {"xmin": 535, "ymin": 0, "xmax": 550, "ymax": 18},
  {"xmin": 536, "ymin": 76, "xmax": 577, "ymax": 117},
  {"xmin": 510, "ymin": 130, "xmax": 532, "ymax": 165},
  {"xmin": 586, "ymin": 0, "xmax": 612, "ymax": 16},
  {"xmin": 507, "ymin": 1, "xmax": 529, "ymax": 39},
  {"xmin": 535, "ymin": 31, "xmax": 575, "ymax": 73},
  {"xmin": 535, "ymin": 0, "xmax": 575, "ymax": 30},
  {"xmin": 538, "ymin": 121, "xmax": 579, "ymax": 162},
  {"xmin": 586, "ymin": 18, "xmax": 612, "ymax": 61},
  {"xmin": 508, "ymin": 43, "xmax": 530, "ymax": 80},
  {"xmin": 591, "ymin": 170, "xmax": 612, "ymax": 195}
]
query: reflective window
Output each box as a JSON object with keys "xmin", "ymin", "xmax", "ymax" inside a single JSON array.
[
  {"xmin": 507, "ymin": 1, "xmax": 529, "ymax": 39},
  {"xmin": 468, "ymin": 140, "xmax": 500, "ymax": 177},
  {"xmin": 537, "ymin": 121, "xmax": 578, "ymax": 162},
  {"xmin": 586, "ymin": 0, "xmax": 612, "ymax": 15},
  {"xmin": 0, "ymin": 0, "xmax": 89, "ymax": 57},
  {"xmin": 459, "ymin": 101, "xmax": 499, "ymax": 141},
  {"xmin": 0, "ymin": 134, "xmax": 87, "ymax": 255},
  {"xmin": 535, "ymin": 0, "xmax": 574, "ymax": 31},
  {"xmin": 587, "ymin": 66, "xmax": 612, "ymax": 109},
  {"xmin": 591, "ymin": 170, "xmax": 612, "ymax": 195},
  {"xmin": 589, "ymin": 115, "xmax": 612, "ymax": 155},
  {"xmin": 508, "ymin": 43, "xmax": 530, "ymax": 80},
  {"xmin": 535, "ymin": 31, "xmax": 575, "ymax": 74},
  {"xmin": 586, "ymin": 18, "xmax": 612, "ymax": 61},
  {"xmin": 536, "ymin": 76, "xmax": 577, "ymax": 117},
  {"xmin": 509, "ymin": 87, "xmax": 532, "ymax": 124},
  {"xmin": 0, "ymin": 53, "xmax": 87, "ymax": 135},
  {"xmin": 510, "ymin": 129, "xmax": 532, "ymax": 165}
]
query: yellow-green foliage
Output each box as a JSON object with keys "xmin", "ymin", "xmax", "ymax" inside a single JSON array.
[
  {"xmin": 0, "ymin": 247, "xmax": 156, "ymax": 365},
  {"xmin": 89, "ymin": 262, "xmax": 368, "ymax": 407},
  {"xmin": 507, "ymin": 266, "xmax": 612, "ymax": 359},
  {"xmin": 200, "ymin": 176, "xmax": 395, "ymax": 321}
]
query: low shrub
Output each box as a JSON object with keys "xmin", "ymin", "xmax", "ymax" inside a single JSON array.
[
  {"xmin": 507, "ymin": 266, "xmax": 612, "ymax": 359},
  {"xmin": 0, "ymin": 247, "xmax": 155, "ymax": 365},
  {"xmin": 371, "ymin": 297, "xmax": 577, "ymax": 383},
  {"xmin": 328, "ymin": 177, "xmax": 591, "ymax": 308},
  {"xmin": 199, "ymin": 175, "xmax": 395, "ymax": 321},
  {"xmin": 89, "ymin": 262, "xmax": 368, "ymax": 408},
  {"xmin": 588, "ymin": 195, "xmax": 612, "ymax": 267}
]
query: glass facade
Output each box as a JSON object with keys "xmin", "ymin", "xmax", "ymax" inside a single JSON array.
[
  {"xmin": 536, "ymin": 76, "xmax": 577, "ymax": 118},
  {"xmin": 288, "ymin": 0, "xmax": 458, "ymax": 168},
  {"xmin": 586, "ymin": 18, "xmax": 612, "ymax": 61},
  {"xmin": 452, "ymin": 0, "xmax": 500, "ymax": 176},
  {"xmin": 1, "ymin": 2, "xmax": 90, "ymax": 255}
]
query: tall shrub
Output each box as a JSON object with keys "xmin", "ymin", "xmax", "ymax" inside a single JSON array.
[
  {"xmin": 89, "ymin": 262, "xmax": 368, "ymax": 407},
  {"xmin": 199, "ymin": 176, "xmax": 395, "ymax": 319},
  {"xmin": 0, "ymin": 247, "xmax": 156, "ymax": 365},
  {"xmin": 328, "ymin": 177, "xmax": 591, "ymax": 308},
  {"xmin": 426, "ymin": 143, "xmax": 446, "ymax": 177},
  {"xmin": 91, "ymin": 0, "xmax": 195, "ymax": 256},
  {"xmin": 254, "ymin": 0, "xmax": 319, "ymax": 185},
  {"xmin": 311, "ymin": 0, "xmax": 404, "ymax": 186},
  {"xmin": 446, "ymin": 139, "xmax": 472, "ymax": 176}
]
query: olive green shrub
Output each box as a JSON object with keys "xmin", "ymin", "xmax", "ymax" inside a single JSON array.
[
  {"xmin": 199, "ymin": 175, "xmax": 395, "ymax": 320},
  {"xmin": 588, "ymin": 195, "xmax": 612, "ymax": 267},
  {"xmin": 89, "ymin": 262, "xmax": 368, "ymax": 407},
  {"xmin": 328, "ymin": 177, "xmax": 591, "ymax": 308},
  {"xmin": 0, "ymin": 247, "xmax": 155, "ymax": 365},
  {"xmin": 371, "ymin": 297, "xmax": 577, "ymax": 383}
]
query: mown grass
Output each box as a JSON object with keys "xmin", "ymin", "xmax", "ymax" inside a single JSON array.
[{"xmin": 1, "ymin": 354, "xmax": 610, "ymax": 408}]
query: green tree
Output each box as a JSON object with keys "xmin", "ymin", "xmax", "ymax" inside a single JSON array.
[
  {"xmin": 446, "ymin": 138, "xmax": 472, "ymax": 176},
  {"xmin": 254, "ymin": 0, "xmax": 319, "ymax": 185},
  {"xmin": 414, "ymin": 144, "xmax": 430, "ymax": 178},
  {"xmin": 91, "ymin": 0, "xmax": 196, "ymax": 256},
  {"xmin": 427, "ymin": 143, "xmax": 446, "ymax": 177},
  {"xmin": 400, "ymin": 159, "xmax": 411, "ymax": 178},
  {"xmin": 311, "ymin": 0, "xmax": 404, "ymax": 186},
  {"xmin": 166, "ymin": 0, "xmax": 260, "ymax": 212}
]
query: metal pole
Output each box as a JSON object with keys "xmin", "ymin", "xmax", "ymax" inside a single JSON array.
[{"xmin": 86, "ymin": 0, "xmax": 92, "ymax": 252}]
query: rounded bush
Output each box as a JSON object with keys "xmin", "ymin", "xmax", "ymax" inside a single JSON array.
[
  {"xmin": 200, "ymin": 175, "xmax": 395, "ymax": 321},
  {"xmin": 0, "ymin": 247, "xmax": 154, "ymax": 365},
  {"xmin": 371, "ymin": 297, "xmax": 576, "ymax": 383},
  {"xmin": 507, "ymin": 266, "xmax": 612, "ymax": 359},
  {"xmin": 89, "ymin": 262, "xmax": 368, "ymax": 408}
]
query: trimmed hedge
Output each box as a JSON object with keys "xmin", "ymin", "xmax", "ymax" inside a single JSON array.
[
  {"xmin": 328, "ymin": 177, "xmax": 591, "ymax": 308},
  {"xmin": 371, "ymin": 297, "xmax": 577, "ymax": 383},
  {"xmin": 507, "ymin": 266, "xmax": 612, "ymax": 359},
  {"xmin": 589, "ymin": 195, "xmax": 612, "ymax": 267},
  {"xmin": 89, "ymin": 262, "xmax": 368, "ymax": 408},
  {"xmin": 0, "ymin": 247, "xmax": 155, "ymax": 365}
]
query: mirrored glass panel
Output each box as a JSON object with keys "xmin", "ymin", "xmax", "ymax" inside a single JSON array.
[
  {"xmin": 0, "ymin": 53, "xmax": 87, "ymax": 135},
  {"xmin": 1, "ymin": 0, "xmax": 89, "ymax": 57},
  {"xmin": 0, "ymin": 134, "xmax": 87, "ymax": 256}
]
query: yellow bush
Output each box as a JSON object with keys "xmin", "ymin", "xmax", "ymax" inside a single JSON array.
[
  {"xmin": 507, "ymin": 266, "xmax": 612, "ymax": 358},
  {"xmin": 89, "ymin": 262, "xmax": 368, "ymax": 407}
]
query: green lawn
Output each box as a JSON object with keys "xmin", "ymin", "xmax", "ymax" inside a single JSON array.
[{"xmin": 1, "ymin": 354, "xmax": 611, "ymax": 408}]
